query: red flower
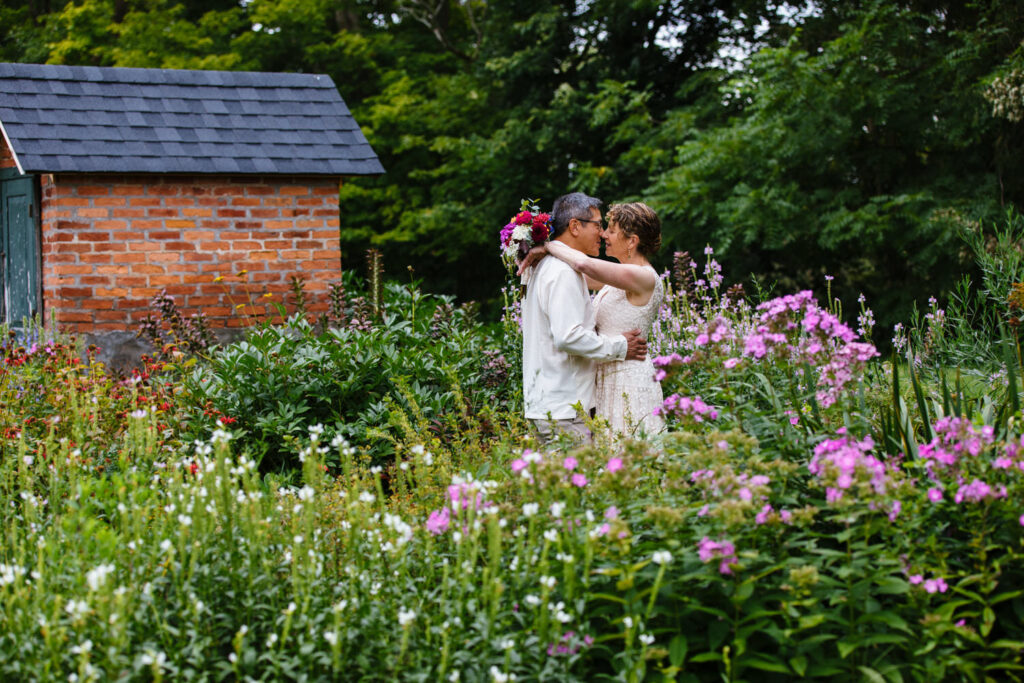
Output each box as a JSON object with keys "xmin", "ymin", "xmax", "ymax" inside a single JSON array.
[
  {"xmin": 532, "ymin": 223, "xmax": 550, "ymax": 244},
  {"xmin": 219, "ymin": 416, "xmax": 238, "ymax": 425},
  {"xmin": 189, "ymin": 462, "xmax": 199, "ymax": 476},
  {"xmin": 515, "ymin": 211, "xmax": 533, "ymax": 225},
  {"xmin": 533, "ymin": 213, "xmax": 550, "ymax": 227}
]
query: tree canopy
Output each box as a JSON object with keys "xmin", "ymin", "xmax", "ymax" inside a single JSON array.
[{"xmin": 2, "ymin": 0, "xmax": 1021, "ymax": 324}]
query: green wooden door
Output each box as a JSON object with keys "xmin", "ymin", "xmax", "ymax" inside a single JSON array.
[{"xmin": 0, "ymin": 169, "xmax": 41, "ymax": 327}]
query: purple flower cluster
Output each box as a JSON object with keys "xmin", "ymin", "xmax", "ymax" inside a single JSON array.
[
  {"xmin": 654, "ymin": 394, "xmax": 719, "ymax": 423},
  {"xmin": 424, "ymin": 478, "xmax": 495, "ymax": 536},
  {"xmin": 808, "ymin": 431, "xmax": 896, "ymax": 504},
  {"xmin": 919, "ymin": 417, "xmax": 1011, "ymax": 504},
  {"xmin": 546, "ymin": 631, "xmax": 594, "ymax": 656},
  {"xmin": 749, "ymin": 291, "xmax": 880, "ymax": 407},
  {"xmin": 697, "ymin": 536, "xmax": 738, "ymax": 575}
]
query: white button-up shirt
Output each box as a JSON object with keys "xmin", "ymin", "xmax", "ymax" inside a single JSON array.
[{"xmin": 522, "ymin": 256, "xmax": 627, "ymax": 420}]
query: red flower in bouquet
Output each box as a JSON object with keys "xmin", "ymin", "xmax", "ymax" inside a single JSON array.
[{"xmin": 500, "ymin": 199, "xmax": 552, "ymax": 274}]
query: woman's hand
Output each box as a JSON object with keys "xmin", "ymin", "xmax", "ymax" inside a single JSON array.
[{"xmin": 516, "ymin": 244, "xmax": 548, "ymax": 276}]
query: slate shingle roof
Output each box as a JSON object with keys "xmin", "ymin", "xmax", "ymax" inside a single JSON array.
[{"xmin": 0, "ymin": 63, "xmax": 384, "ymax": 176}]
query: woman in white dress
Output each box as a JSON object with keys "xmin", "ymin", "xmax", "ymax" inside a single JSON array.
[{"xmin": 527, "ymin": 202, "xmax": 665, "ymax": 436}]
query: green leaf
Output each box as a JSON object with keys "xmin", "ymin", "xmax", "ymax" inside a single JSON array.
[
  {"xmin": 789, "ymin": 656, "xmax": 808, "ymax": 677},
  {"xmin": 740, "ymin": 655, "xmax": 791, "ymax": 674},
  {"xmin": 669, "ymin": 635, "xmax": 688, "ymax": 667},
  {"xmin": 858, "ymin": 666, "xmax": 887, "ymax": 683}
]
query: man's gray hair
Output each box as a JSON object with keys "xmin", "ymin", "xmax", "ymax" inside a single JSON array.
[{"xmin": 550, "ymin": 192, "xmax": 602, "ymax": 239}]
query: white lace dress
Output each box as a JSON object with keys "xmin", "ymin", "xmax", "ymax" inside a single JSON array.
[{"xmin": 593, "ymin": 267, "xmax": 666, "ymax": 437}]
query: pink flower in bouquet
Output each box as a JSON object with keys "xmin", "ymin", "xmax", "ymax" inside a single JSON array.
[{"xmin": 515, "ymin": 211, "xmax": 534, "ymax": 225}]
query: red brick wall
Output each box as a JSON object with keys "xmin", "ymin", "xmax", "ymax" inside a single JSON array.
[
  {"xmin": 1, "ymin": 134, "xmax": 16, "ymax": 168},
  {"xmin": 40, "ymin": 174, "xmax": 342, "ymax": 333}
]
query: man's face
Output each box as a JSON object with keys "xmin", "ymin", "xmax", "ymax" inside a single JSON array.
[{"xmin": 575, "ymin": 208, "xmax": 604, "ymax": 257}]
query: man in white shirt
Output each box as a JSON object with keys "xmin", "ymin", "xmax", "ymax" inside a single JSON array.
[{"xmin": 522, "ymin": 192, "xmax": 647, "ymax": 443}]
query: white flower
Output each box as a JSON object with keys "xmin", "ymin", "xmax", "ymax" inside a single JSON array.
[
  {"xmin": 297, "ymin": 486, "xmax": 315, "ymax": 502},
  {"xmin": 522, "ymin": 503, "xmax": 539, "ymax": 518},
  {"xmin": 324, "ymin": 630, "xmax": 338, "ymax": 646},
  {"xmin": 308, "ymin": 423, "xmax": 325, "ymax": 437},
  {"xmin": 130, "ymin": 409, "xmax": 148, "ymax": 419},
  {"xmin": 499, "ymin": 637, "xmax": 514, "ymax": 650},
  {"xmin": 539, "ymin": 575, "xmax": 556, "ymax": 589},
  {"xmin": 266, "ymin": 633, "xmax": 279, "ymax": 647},
  {"xmin": 140, "ymin": 650, "xmax": 166, "ymax": 667},
  {"xmin": 70, "ymin": 640, "xmax": 92, "ymax": 655},
  {"xmin": 398, "ymin": 607, "xmax": 416, "ymax": 627},
  {"xmin": 524, "ymin": 594, "xmax": 541, "ymax": 607},
  {"xmin": 543, "ymin": 529, "xmax": 559, "ymax": 543},
  {"xmin": 284, "ymin": 602, "xmax": 297, "ymax": 616},
  {"xmin": 448, "ymin": 672, "xmax": 460, "ymax": 682},
  {"xmin": 652, "ymin": 550, "xmax": 673, "ymax": 566},
  {"xmin": 160, "ymin": 539, "xmax": 173, "ymax": 553},
  {"xmin": 210, "ymin": 428, "xmax": 232, "ymax": 444},
  {"xmin": 490, "ymin": 666, "xmax": 517, "ymax": 682},
  {"xmin": 86, "ymin": 564, "xmax": 115, "ymax": 591},
  {"xmin": 359, "ymin": 491, "xmax": 375, "ymax": 504},
  {"xmin": 65, "ymin": 599, "xmax": 89, "ymax": 619},
  {"xmin": 623, "ymin": 616, "xmax": 634, "ymax": 629},
  {"xmin": 549, "ymin": 502, "xmax": 565, "ymax": 518},
  {"xmin": 639, "ymin": 633, "xmax": 655, "ymax": 646}
]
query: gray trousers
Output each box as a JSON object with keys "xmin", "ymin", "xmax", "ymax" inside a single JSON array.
[{"xmin": 530, "ymin": 417, "xmax": 592, "ymax": 445}]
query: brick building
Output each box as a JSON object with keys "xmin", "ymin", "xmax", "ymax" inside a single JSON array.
[{"xmin": 0, "ymin": 63, "xmax": 383, "ymax": 365}]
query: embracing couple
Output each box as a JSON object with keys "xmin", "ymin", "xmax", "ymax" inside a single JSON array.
[{"xmin": 519, "ymin": 192, "xmax": 665, "ymax": 444}]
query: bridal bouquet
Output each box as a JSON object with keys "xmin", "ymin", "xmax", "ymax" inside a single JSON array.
[{"xmin": 499, "ymin": 199, "xmax": 552, "ymax": 274}]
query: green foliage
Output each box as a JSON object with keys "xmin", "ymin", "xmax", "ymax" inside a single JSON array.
[{"xmin": 173, "ymin": 274, "xmax": 514, "ymax": 474}]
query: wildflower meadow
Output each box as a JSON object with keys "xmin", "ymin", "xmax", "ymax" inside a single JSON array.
[{"xmin": 3, "ymin": 215, "xmax": 1024, "ymax": 681}]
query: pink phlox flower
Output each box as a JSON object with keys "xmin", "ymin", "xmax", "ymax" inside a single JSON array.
[
  {"xmin": 926, "ymin": 487, "xmax": 943, "ymax": 503},
  {"xmin": 606, "ymin": 457, "xmax": 624, "ymax": 473},
  {"xmin": 993, "ymin": 456, "xmax": 1013, "ymax": 469},
  {"xmin": 426, "ymin": 507, "xmax": 451, "ymax": 535},
  {"xmin": 779, "ymin": 509, "xmax": 793, "ymax": 523},
  {"xmin": 755, "ymin": 504, "xmax": 772, "ymax": 525},
  {"xmin": 571, "ymin": 473, "xmax": 588, "ymax": 488},
  {"xmin": 888, "ymin": 500, "xmax": 901, "ymax": 521},
  {"xmin": 909, "ymin": 574, "xmax": 923, "ymax": 585},
  {"xmin": 448, "ymin": 482, "xmax": 489, "ymax": 511},
  {"xmin": 723, "ymin": 357, "xmax": 741, "ymax": 369},
  {"xmin": 604, "ymin": 506, "xmax": 619, "ymax": 520},
  {"xmin": 923, "ymin": 577, "xmax": 948, "ymax": 594},
  {"xmin": 953, "ymin": 478, "xmax": 1005, "ymax": 503},
  {"xmin": 511, "ymin": 458, "xmax": 528, "ymax": 473},
  {"xmin": 698, "ymin": 536, "xmax": 738, "ymax": 574},
  {"xmin": 562, "ymin": 456, "xmax": 578, "ymax": 471}
]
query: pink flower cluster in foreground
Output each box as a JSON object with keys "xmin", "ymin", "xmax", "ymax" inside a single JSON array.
[
  {"xmin": 909, "ymin": 574, "xmax": 949, "ymax": 593},
  {"xmin": 750, "ymin": 291, "xmax": 880, "ymax": 407},
  {"xmin": 425, "ymin": 479, "xmax": 494, "ymax": 536},
  {"xmin": 920, "ymin": 417, "xmax": 1009, "ymax": 504},
  {"xmin": 808, "ymin": 430, "xmax": 896, "ymax": 504},
  {"xmin": 654, "ymin": 290, "xmax": 880, "ymax": 410},
  {"xmin": 654, "ymin": 394, "xmax": 718, "ymax": 422},
  {"xmin": 697, "ymin": 536, "xmax": 738, "ymax": 575},
  {"xmin": 547, "ymin": 631, "xmax": 594, "ymax": 656}
]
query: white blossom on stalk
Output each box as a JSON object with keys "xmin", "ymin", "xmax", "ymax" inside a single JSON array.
[
  {"xmin": 522, "ymin": 503, "xmax": 539, "ymax": 518},
  {"xmin": 539, "ymin": 575, "xmax": 556, "ymax": 589},
  {"xmin": 640, "ymin": 633, "xmax": 655, "ymax": 646},
  {"xmin": 85, "ymin": 564, "xmax": 115, "ymax": 591},
  {"xmin": 397, "ymin": 607, "xmax": 416, "ymax": 627},
  {"xmin": 549, "ymin": 502, "xmax": 565, "ymax": 518},
  {"xmin": 652, "ymin": 550, "xmax": 673, "ymax": 565},
  {"xmin": 65, "ymin": 599, "xmax": 89, "ymax": 619}
]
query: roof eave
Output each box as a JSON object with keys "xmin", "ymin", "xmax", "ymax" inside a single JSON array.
[{"xmin": 0, "ymin": 118, "xmax": 25, "ymax": 175}]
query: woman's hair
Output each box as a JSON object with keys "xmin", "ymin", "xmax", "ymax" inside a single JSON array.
[{"xmin": 606, "ymin": 202, "xmax": 661, "ymax": 256}]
